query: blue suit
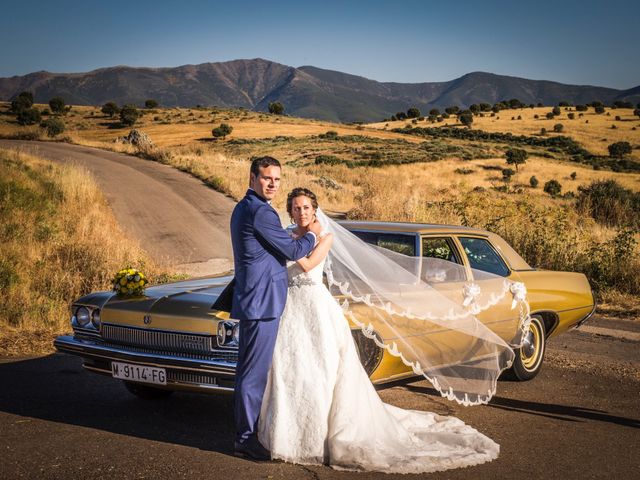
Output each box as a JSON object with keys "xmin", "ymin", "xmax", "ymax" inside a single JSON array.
[{"xmin": 230, "ymin": 189, "xmax": 315, "ymax": 445}]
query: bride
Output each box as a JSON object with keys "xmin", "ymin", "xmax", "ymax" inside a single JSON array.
[{"xmin": 257, "ymin": 187, "xmax": 514, "ymax": 474}]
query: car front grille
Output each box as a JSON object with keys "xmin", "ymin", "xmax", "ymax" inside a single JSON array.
[{"xmin": 101, "ymin": 324, "xmax": 238, "ymax": 363}]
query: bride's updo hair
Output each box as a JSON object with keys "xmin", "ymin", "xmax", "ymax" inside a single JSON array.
[{"xmin": 286, "ymin": 187, "xmax": 319, "ymax": 216}]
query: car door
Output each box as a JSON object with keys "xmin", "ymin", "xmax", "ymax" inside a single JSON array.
[{"xmin": 455, "ymin": 235, "xmax": 523, "ymax": 342}]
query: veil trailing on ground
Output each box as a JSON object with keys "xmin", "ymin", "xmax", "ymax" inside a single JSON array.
[{"xmin": 314, "ymin": 208, "xmax": 531, "ymax": 406}]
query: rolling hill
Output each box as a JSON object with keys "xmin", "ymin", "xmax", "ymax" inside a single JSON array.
[{"xmin": 1, "ymin": 58, "xmax": 638, "ymax": 122}]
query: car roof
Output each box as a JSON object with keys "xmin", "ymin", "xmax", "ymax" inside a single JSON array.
[{"xmin": 337, "ymin": 220, "xmax": 489, "ymax": 235}]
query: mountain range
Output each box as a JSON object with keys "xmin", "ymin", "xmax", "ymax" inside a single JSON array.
[{"xmin": 1, "ymin": 58, "xmax": 638, "ymax": 123}]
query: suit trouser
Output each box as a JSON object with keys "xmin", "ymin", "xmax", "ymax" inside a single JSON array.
[{"xmin": 234, "ymin": 317, "xmax": 279, "ymax": 444}]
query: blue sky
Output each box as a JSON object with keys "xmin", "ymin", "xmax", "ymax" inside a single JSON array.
[{"xmin": 1, "ymin": 0, "xmax": 638, "ymax": 89}]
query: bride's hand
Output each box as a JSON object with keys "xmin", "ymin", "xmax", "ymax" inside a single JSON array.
[{"xmin": 307, "ymin": 218, "xmax": 322, "ymax": 236}]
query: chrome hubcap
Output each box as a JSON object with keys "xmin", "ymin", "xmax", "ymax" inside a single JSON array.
[{"xmin": 522, "ymin": 330, "xmax": 536, "ymax": 357}]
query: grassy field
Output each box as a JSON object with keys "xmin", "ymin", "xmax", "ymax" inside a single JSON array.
[
  {"xmin": 0, "ymin": 101, "xmax": 638, "ymax": 322},
  {"xmin": 0, "ymin": 148, "xmax": 177, "ymax": 355}
]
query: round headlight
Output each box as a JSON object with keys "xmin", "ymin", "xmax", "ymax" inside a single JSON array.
[
  {"xmin": 91, "ymin": 308, "xmax": 101, "ymax": 329},
  {"xmin": 76, "ymin": 307, "xmax": 91, "ymax": 327},
  {"xmin": 231, "ymin": 323, "xmax": 240, "ymax": 345}
]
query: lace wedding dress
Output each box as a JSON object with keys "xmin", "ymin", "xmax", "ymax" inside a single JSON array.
[{"xmin": 257, "ymin": 253, "xmax": 500, "ymax": 474}]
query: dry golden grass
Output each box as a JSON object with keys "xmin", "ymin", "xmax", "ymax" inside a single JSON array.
[
  {"xmin": 0, "ymin": 147, "xmax": 176, "ymax": 356},
  {"xmin": 1, "ymin": 101, "xmax": 638, "ymax": 304},
  {"xmin": 369, "ymin": 107, "xmax": 640, "ymax": 159}
]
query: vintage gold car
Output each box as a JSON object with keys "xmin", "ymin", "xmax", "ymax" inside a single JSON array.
[{"xmin": 54, "ymin": 221, "xmax": 595, "ymax": 399}]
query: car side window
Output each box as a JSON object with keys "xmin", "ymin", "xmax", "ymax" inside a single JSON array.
[
  {"xmin": 421, "ymin": 237, "xmax": 466, "ymax": 282},
  {"xmin": 422, "ymin": 237, "xmax": 460, "ymax": 263},
  {"xmin": 458, "ymin": 237, "xmax": 510, "ymax": 277},
  {"xmin": 350, "ymin": 231, "xmax": 416, "ymax": 256}
]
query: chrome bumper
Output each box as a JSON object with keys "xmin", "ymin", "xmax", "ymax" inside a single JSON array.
[
  {"xmin": 575, "ymin": 303, "xmax": 597, "ymax": 329},
  {"xmin": 54, "ymin": 335, "xmax": 238, "ymax": 393}
]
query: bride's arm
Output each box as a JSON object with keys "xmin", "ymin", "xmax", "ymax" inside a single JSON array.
[{"xmin": 296, "ymin": 233, "xmax": 333, "ymax": 272}]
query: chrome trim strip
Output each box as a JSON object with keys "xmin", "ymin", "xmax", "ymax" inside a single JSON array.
[{"xmin": 54, "ymin": 336, "xmax": 237, "ymax": 374}]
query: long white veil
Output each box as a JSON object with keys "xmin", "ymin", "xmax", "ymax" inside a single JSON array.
[{"xmin": 314, "ymin": 208, "xmax": 531, "ymax": 406}]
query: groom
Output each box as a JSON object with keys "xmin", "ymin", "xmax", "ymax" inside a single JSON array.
[{"xmin": 230, "ymin": 156, "xmax": 320, "ymax": 460}]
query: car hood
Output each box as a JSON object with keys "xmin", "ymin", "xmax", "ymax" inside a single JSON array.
[{"xmin": 96, "ymin": 274, "xmax": 234, "ymax": 334}]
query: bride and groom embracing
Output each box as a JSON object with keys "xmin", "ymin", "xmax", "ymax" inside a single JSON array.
[{"xmin": 229, "ymin": 156, "xmax": 506, "ymax": 473}]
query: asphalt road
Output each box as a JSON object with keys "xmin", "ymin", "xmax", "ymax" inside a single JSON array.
[
  {"xmin": 0, "ymin": 140, "xmax": 235, "ymax": 276},
  {"xmin": 1, "ymin": 318, "xmax": 639, "ymax": 480}
]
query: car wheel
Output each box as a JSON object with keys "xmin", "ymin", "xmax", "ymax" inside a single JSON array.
[
  {"xmin": 123, "ymin": 381, "xmax": 174, "ymax": 399},
  {"xmin": 507, "ymin": 314, "xmax": 546, "ymax": 381}
]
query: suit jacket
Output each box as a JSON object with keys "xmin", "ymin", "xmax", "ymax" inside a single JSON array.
[{"xmin": 229, "ymin": 189, "xmax": 315, "ymax": 320}]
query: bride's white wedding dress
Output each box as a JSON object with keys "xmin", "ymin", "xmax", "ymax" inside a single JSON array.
[{"xmin": 258, "ymin": 253, "xmax": 500, "ymax": 474}]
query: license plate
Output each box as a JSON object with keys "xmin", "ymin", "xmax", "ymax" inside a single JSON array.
[{"xmin": 111, "ymin": 361, "xmax": 167, "ymax": 385}]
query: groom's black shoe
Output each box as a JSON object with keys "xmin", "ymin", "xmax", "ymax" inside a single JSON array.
[{"xmin": 233, "ymin": 439, "xmax": 271, "ymax": 461}]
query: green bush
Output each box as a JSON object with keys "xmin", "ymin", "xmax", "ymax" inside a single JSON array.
[
  {"xmin": 459, "ymin": 113, "xmax": 473, "ymax": 127},
  {"xmin": 17, "ymin": 108, "xmax": 41, "ymax": 126},
  {"xmin": 553, "ymin": 123, "xmax": 564, "ymax": 133},
  {"xmin": 529, "ymin": 176, "xmax": 539, "ymax": 188},
  {"xmin": 144, "ymin": 99, "xmax": 159, "ymax": 109},
  {"xmin": 10, "ymin": 91, "xmax": 34, "ymax": 113},
  {"xmin": 543, "ymin": 179, "xmax": 562, "ymax": 197},
  {"xmin": 101, "ymin": 102, "xmax": 119, "ymax": 117},
  {"xmin": 40, "ymin": 117, "xmax": 65, "ymax": 137},
  {"xmin": 119, "ymin": 104, "xmax": 140, "ymax": 126},
  {"xmin": 48, "ymin": 97, "xmax": 66, "ymax": 114},
  {"xmin": 268, "ymin": 102, "xmax": 284, "ymax": 115},
  {"xmin": 212, "ymin": 123, "xmax": 233, "ymax": 139},
  {"xmin": 407, "ymin": 107, "xmax": 420, "ymax": 118},
  {"xmin": 577, "ymin": 180, "xmax": 640, "ymax": 228},
  {"xmin": 608, "ymin": 141, "xmax": 632, "ymax": 158}
]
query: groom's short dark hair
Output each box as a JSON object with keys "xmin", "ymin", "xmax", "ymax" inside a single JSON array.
[{"xmin": 250, "ymin": 156, "xmax": 281, "ymax": 178}]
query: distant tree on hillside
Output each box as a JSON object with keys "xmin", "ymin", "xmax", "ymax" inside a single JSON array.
[
  {"xmin": 558, "ymin": 100, "xmax": 571, "ymax": 107},
  {"xmin": 590, "ymin": 101, "xmax": 604, "ymax": 108},
  {"xmin": 594, "ymin": 105, "xmax": 605, "ymax": 114},
  {"xmin": 544, "ymin": 179, "xmax": 562, "ymax": 197},
  {"xmin": 17, "ymin": 107, "xmax": 41, "ymax": 125},
  {"xmin": 633, "ymin": 108, "xmax": 640, "ymax": 118},
  {"xmin": 395, "ymin": 111, "xmax": 407, "ymax": 120},
  {"xmin": 11, "ymin": 91, "xmax": 34, "ymax": 113},
  {"xmin": 613, "ymin": 100, "xmax": 633, "ymax": 109},
  {"xmin": 445, "ymin": 106, "xmax": 460, "ymax": 115},
  {"xmin": 553, "ymin": 123, "xmax": 564, "ymax": 132},
  {"xmin": 505, "ymin": 148, "xmax": 528, "ymax": 171},
  {"xmin": 144, "ymin": 99, "xmax": 159, "ymax": 109},
  {"xmin": 479, "ymin": 102, "xmax": 492, "ymax": 112},
  {"xmin": 575, "ymin": 104, "xmax": 588, "ymax": 112},
  {"xmin": 502, "ymin": 168, "xmax": 515, "ymax": 182},
  {"xmin": 552, "ymin": 106, "xmax": 561, "ymax": 116},
  {"xmin": 529, "ymin": 176, "xmax": 539, "ymax": 188},
  {"xmin": 212, "ymin": 123, "xmax": 233, "ymax": 139},
  {"xmin": 508, "ymin": 98, "xmax": 523, "ymax": 109},
  {"xmin": 546, "ymin": 112, "xmax": 555, "ymax": 119},
  {"xmin": 469, "ymin": 104, "xmax": 480, "ymax": 114},
  {"xmin": 429, "ymin": 108, "xmax": 440, "ymax": 116},
  {"xmin": 119, "ymin": 104, "xmax": 140, "ymax": 126},
  {"xmin": 406, "ymin": 107, "xmax": 421, "ymax": 118},
  {"xmin": 268, "ymin": 102, "xmax": 284, "ymax": 115},
  {"xmin": 49, "ymin": 97, "xmax": 66, "ymax": 114},
  {"xmin": 458, "ymin": 113, "xmax": 473, "ymax": 127},
  {"xmin": 101, "ymin": 102, "xmax": 119, "ymax": 117},
  {"xmin": 608, "ymin": 141, "xmax": 632, "ymax": 158}
]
